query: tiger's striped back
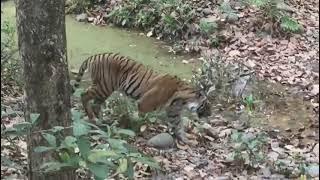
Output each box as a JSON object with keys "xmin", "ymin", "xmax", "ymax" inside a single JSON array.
[{"xmin": 73, "ymin": 53, "xmax": 159, "ymax": 100}]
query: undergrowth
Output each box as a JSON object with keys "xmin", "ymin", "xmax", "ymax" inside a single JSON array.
[
  {"xmin": 65, "ymin": 0, "xmax": 105, "ymax": 14},
  {"xmin": 66, "ymin": 0, "xmax": 302, "ymax": 54},
  {"xmin": 1, "ymin": 19, "xmax": 22, "ymax": 91},
  {"xmin": 1, "ymin": 107, "xmax": 159, "ymax": 180},
  {"xmin": 244, "ymin": 0, "xmax": 302, "ymax": 33}
]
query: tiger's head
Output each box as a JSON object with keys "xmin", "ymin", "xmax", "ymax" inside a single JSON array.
[{"xmin": 186, "ymin": 90, "xmax": 212, "ymax": 118}]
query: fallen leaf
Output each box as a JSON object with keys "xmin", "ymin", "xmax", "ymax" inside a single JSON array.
[
  {"xmin": 146, "ymin": 30, "xmax": 153, "ymax": 37},
  {"xmin": 182, "ymin": 60, "xmax": 189, "ymax": 64},
  {"xmin": 310, "ymin": 84, "xmax": 319, "ymax": 96},
  {"xmin": 228, "ymin": 50, "xmax": 241, "ymax": 57},
  {"xmin": 245, "ymin": 59, "xmax": 256, "ymax": 68}
]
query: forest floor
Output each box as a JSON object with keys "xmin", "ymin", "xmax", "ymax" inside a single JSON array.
[{"xmin": 1, "ymin": 0, "xmax": 319, "ymax": 179}]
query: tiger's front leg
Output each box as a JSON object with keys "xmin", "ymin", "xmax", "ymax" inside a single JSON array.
[
  {"xmin": 166, "ymin": 99, "xmax": 191, "ymax": 144},
  {"xmin": 81, "ymin": 86, "xmax": 99, "ymax": 122},
  {"xmin": 92, "ymin": 98, "xmax": 106, "ymax": 120}
]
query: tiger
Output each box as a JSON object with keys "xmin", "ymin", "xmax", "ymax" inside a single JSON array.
[{"xmin": 72, "ymin": 52, "xmax": 212, "ymax": 144}]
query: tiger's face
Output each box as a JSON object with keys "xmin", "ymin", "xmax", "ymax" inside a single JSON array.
[{"xmin": 187, "ymin": 91, "xmax": 212, "ymax": 118}]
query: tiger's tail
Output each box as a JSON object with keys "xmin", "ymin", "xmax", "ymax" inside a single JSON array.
[{"xmin": 71, "ymin": 57, "xmax": 91, "ymax": 93}]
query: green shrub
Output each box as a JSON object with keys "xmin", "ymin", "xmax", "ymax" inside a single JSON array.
[
  {"xmin": 135, "ymin": 8, "xmax": 159, "ymax": 29},
  {"xmin": 199, "ymin": 20, "xmax": 218, "ymax": 36},
  {"xmin": 245, "ymin": 0, "xmax": 302, "ymax": 33},
  {"xmin": 280, "ymin": 15, "xmax": 301, "ymax": 33},
  {"xmin": 219, "ymin": 1, "xmax": 238, "ymax": 22},
  {"xmin": 102, "ymin": 92, "xmax": 166, "ymax": 131},
  {"xmin": 33, "ymin": 109, "xmax": 159, "ymax": 180},
  {"xmin": 1, "ymin": 108, "xmax": 159, "ymax": 180},
  {"xmin": 229, "ymin": 131, "xmax": 268, "ymax": 168},
  {"xmin": 1, "ymin": 20, "xmax": 22, "ymax": 88},
  {"xmin": 65, "ymin": 0, "xmax": 103, "ymax": 14},
  {"xmin": 159, "ymin": 0, "xmax": 195, "ymax": 39},
  {"xmin": 107, "ymin": 6, "xmax": 135, "ymax": 27},
  {"xmin": 191, "ymin": 55, "xmax": 235, "ymax": 103},
  {"xmin": 107, "ymin": 0, "xmax": 195, "ymax": 40}
]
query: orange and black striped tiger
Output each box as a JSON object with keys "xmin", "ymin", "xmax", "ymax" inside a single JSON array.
[{"xmin": 73, "ymin": 52, "xmax": 211, "ymax": 144}]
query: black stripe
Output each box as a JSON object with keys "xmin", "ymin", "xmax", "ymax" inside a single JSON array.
[
  {"xmin": 120, "ymin": 62, "xmax": 137, "ymax": 87},
  {"xmin": 108, "ymin": 55, "xmax": 114, "ymax": 91},
  {"xmin": 91, "ymin": 56, "xmax": 98, "ymax": 81},
  {"xmin": 130, "ymin": 69, "xmax": 148, "ymax": 98},
  {"xmin": 145, "ymin": 70, "xmax": 153, "ymax": 82},
  {"xmin": 127, "ymin": 64, "xmax": 142, "ymax": 83},
  {"xmin": 119, "ymin": 72, "xmax": 129, "ymax": 89},
  {"xmin": 119, "ymin": 59, "xmax": 130, "ymax": 72},
  {"xmin": 98, "ymin": 54, "xmax": 108, "ymax": 97},
  {"xmin": 104, "ymin": 54, "xmax": 112, "ymax": 93},
  {"xmin": 111, "ymin": 53, "xmax": 119, "ymax": 60},
  {"xmin": 125, "ymin": 72, "xmax": 139, "ymax": 93},
  {"xmin": 126, "ymin": 72, "xmax": 141, "ymax": 96},
  {"xmin": 119, "ymin": 55, "xmax": 125, "ymax": 61}
]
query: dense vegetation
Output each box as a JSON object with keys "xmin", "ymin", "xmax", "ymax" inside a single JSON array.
[{"xmin": 1, "ymin": 0, "xmax": 319, "ymax": 179}]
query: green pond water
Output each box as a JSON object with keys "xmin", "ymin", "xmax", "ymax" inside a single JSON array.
[
  {"xmin": 1, "ymin": 1, "xmax": 316, "ymax": 133},
  {"xmin": 1, "ymin": 0, "xmax": 194, "ymax": 79}
]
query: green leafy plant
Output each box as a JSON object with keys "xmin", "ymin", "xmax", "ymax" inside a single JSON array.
[
  {"xmin": 1, "ymin": 20, "xmax": 21, "ymax": 87},
  {"xmin": 159, "ymin": 0, "xmax": 195, "ymax": 39},
  {"xmin": 107, "ymin": 6, "xmax": 135, "ymax": 27},
  {"xmin": 107, "ymin": 0, "xmax": 195, "ymax": 40},
  {"xmin": 1, "ymin": 111, "xmax": 40, "ymax": 172},
  {"xmin": 229, "ymin": 131, "xmax": 268, "ymax": 168},
  {"xmin": 191, "ymin": 55, "xmax": 236, "ymax": 103},
  {"xmin": 243, "ymin": 94, "xmax": 255, "ymax": 114},
  {"xmin": 219, "ymin": 1, "xmax": 238, "ymax": 22},
  {"xmin": 1, "ymin": 103, "xmax": 159, "ymax": 179},
  {"xmin": 280, "ymin": 15, "xmax": 301, "ymax": 33},
  {"xmin": 2, "ymin": 111, "xmax": 40, "ymax": 137},
  {"xmin": 136, "ymin": 8, "xmax": 158, "ymax": 29},
  {"xmin": 33, "ymin": 109, "xmax": 159, "ymax": 180},
  {"xmin": 244, "ymin": 0, "xmax": 302, "ymax": 33},
  {"xmin": 199, "ymin": 20, "xmax": 218, "ymax": 36},
  {"xmin": 65, "ymin": 0, "xmax": 102, "ymax": 14},
  {"xmin": 102, "ymin": 92, "xmax": 165, "ymax": 131}
]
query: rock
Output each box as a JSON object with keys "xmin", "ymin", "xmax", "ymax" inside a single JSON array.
[
  {"xmin": 225, "ymin": 14, "xmax": 239, "ymax": 23},
  {"xmin": 76, "ymin": 13, "xmax": 88, "ymax": 22},
  {"xmin": 203, "ymin": 8, "xmax": 213, "ymax": 15},
  {"xmin": 310, "ymin": 84, "xmax": 319, "ymax": 96},
  {"xmin": 147, "ymin": 133, "xmax": 175, "ymax": 149},
  {"xmin": 260, "ymin": 166, "xmax": 271, "ymax": 177},
  {"xmin": 87, "ymin": 17, "xmax": 95, "ymax": 22},
  {"xmin": 311, "ymin": 62, "xmax": 319, "ymax": 73},
  {"xmin": 313, "ymin": 143, "xmax": 319, "ymax": 158},
  {"xmin": 307, "ymin": 164, "xmax": 319, "ymax": 177},
  {"xmin": 270, "ymin": 174, "xmax": 285, "ymax": 179},
  {"xmin": 201, "ymin": 16, "xmax": 218, "ymax": 23},
  {"xmin": 215, "ymin": 176, "xmax": 230, "ymax": 180},
  {"xmin": 245, "ymin": 59, "xmax": 256, "ymax": 68},
  {"xmin": 231, "ymin": 75, "xmax": 252, "ymax": 98}
]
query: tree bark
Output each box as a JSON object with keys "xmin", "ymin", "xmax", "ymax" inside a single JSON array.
[{"xmin": 15, "ymin": 0, "xmax": 75, "ymax": 179}]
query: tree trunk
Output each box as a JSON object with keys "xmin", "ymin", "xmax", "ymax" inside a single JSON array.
[{"xmin": 15, "ymin": 0, "xmax": 75, "ymax": 179}]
